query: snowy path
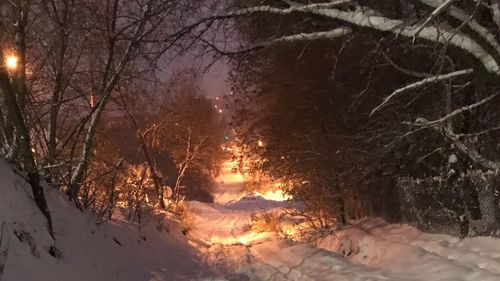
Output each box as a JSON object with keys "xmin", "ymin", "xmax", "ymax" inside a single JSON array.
[
  {"xmin": 2, "ymin": 156, "xmax": 499, "ymax": 281},
  {"xmin": 187, "ymin": 160, "xmax": 500, "ymax": 281}
]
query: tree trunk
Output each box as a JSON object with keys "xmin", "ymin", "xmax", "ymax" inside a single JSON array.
[
  {"xmin": 0, "ymin": 57, "xmax": 53, "ymax": 234},
  {"xmin": 119, "ymin": 94, "xmax": 166, "ymax": 208},
  {"xmin": 67, "ymin": 98, "xmax": 107, "ymax": 203},
  {"xmin": 337, "ymin": 196, "xmax": 347, "ymax": 226},
  {"xmin": 456, "ymin": 185, "xmax": 472, "ymax": 239}
]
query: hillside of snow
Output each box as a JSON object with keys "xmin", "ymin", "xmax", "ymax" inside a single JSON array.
[{"xmin": 0, "ymin": 159, "xmax": 210, "ymax": 281}]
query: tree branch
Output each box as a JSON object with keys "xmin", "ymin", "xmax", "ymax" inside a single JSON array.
[
  {"xmin": 217, "ymin": 3, "xmax": 500, "ymax": 73},
  {"xmin": 201, "ymin": 27, "xmax": 352, "ymax": 55},
  {"xmin": 416, "ymin": 92, "xmax": 500, "ymax": 127},
  {"xmin": 370, "ymin": 68, "xmax": 473, "ymax": 116},
  {"xmin": 418, "ymin": 0, "xmax": 500, "ymax": 58},
  {"xmin": 413, "ymin": 0, "xmax": 457, "ymax": 39},
  {"xmin": 436, "ymin": 126, "xmax": 500, "ymax": 171}
]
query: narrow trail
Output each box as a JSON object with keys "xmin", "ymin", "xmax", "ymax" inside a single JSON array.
[{"xmin": 187, "ymin": 160, "xmax": 500, "ymax": 281}]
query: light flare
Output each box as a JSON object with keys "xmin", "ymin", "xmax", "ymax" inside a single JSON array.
[
  {"xmin": 5, "ymin": 55, "xmax": 18, "ymax": 70},
  {"xmin": 257, "ymin": 189, "xmax": 292, "ymax": 201}
]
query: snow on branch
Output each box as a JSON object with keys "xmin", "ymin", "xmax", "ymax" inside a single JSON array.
[
  {"xmin": 189, "ymin": 2, "xmax": 500, "ymax": 73},
  {"xmin": 455, "ymin": 125, "xmax": 500, "ymax": 138},
  {"xmin": 417, "ymin": 92, "xmax": 500, "ymax": 127},
  {"xmin": 200, "ymin": 27, "xmax": 352, "ymax": 56},
  {"xmin": 282, "ymin": 0, "xmax": 352, "ymax": 9},
  {"xmin": 435, "ymin": 126, "xmax": 500, "ymax": 171},
  {"xmin": 370, "ymin": 68, "xmax": 473, "ymax": 116},
  {"xmin": 226, "ymin": 1, "xmax": 351, "ymax": 17},
  {"xmin": 310, "ymin": 8, "xmax": 500, "ymax": 74},
  {"xmin": 200, "ymin": 26, "xmax": 352, "ymax": 55},
  {"xmin": 413, "ymin": 0, "xmax": 457, "ymax": 39},
  {"xmin": 418, "ymin": 0, "xmax": 500, "ymax": 58},
  {"xmin": 264, "ymin": 27, "xmax": 353, "ymax": 45},
  {"xmin": 493, "ymin": 1, "xmax": 500, "ymax": 30}
]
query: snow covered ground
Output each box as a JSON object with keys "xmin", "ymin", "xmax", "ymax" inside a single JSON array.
[
  {"xmin": 0, "ymin": 160, "xmax": 211, "ymax": 281},
  {"xmin": 1, "ymin": 157, "xmax": 500, "ymax": 281},
  {"xmin": 188, "ymin": 160, "xmax": 500, "ymax": 281}
]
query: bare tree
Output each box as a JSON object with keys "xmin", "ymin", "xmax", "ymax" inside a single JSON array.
[
  {"xmin": 0, "ymin": 1, "xmax": 53, "ymax": 233},
  {"xmin": 0, "ymin": 0, "xmax": 204, "ymax": 222},
  {"xmin": 149, "ymin": 72, "xmax": 223, "ymax": 207},
  {"xmin": 171, "ymin": 126, "xmax": 208, "ymax": 206}
]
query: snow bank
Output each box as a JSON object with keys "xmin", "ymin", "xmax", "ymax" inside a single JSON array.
[
  {"xmin": 249, "ymin": 239, "xmax": 392, "ymax": 281},
  {"xmin": 0, "ymin": 161, "xmax": 56, "ymax": 281},
  {"xmin": 317, "ymin": 219, "xmax": 500, "ymax": 281},
  {"xmin": 0, "ymin": 159, "xmax": 210, "ymax": 281}
]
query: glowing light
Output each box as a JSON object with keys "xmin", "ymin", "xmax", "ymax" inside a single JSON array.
[
  {"xmin": 281, "ymin": 225, "xmax": 299, "ymax": 239},
  {"xmin": 257, "ymin": 190, "xmax": 292, "ymax": 201},
  {"xmin": 257, "ymin": 140, "xmax": 264, "ymax": 147},
  {"xmin": 218, "ymin": 109, "xmax": 223, "ymax": 113},
  {"xmin": 5, "ymin": 55, "xmax": 18, "ymax": 70}
]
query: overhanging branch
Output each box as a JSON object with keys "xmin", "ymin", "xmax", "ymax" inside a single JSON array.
[{"xmin": 370, "ymin": 68, "xmax": 474, "ymax": 116}]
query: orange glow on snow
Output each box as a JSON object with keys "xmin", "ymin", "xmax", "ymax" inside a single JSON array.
[
  {"xmin": 210, "ymin": 231, "xmax": 271, "ymax": 246},
  {"xmin": 257, "ymin": 190, "xmax": 292, "ymax": 201}
]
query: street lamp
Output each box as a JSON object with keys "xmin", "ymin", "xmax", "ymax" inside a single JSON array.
[{"xmin": 5, "ymin": 55, "xmax": 18, "ymax": 71}]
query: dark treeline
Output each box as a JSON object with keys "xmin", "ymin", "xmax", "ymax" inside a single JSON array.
[{"xmin": 226, "ymin": 0, "xmax": 500, "ymax": 237}]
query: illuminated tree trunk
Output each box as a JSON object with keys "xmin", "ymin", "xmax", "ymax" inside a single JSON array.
[{"xmin": 0, "ymin": 51, "xmax": 53, "ymax": 234}]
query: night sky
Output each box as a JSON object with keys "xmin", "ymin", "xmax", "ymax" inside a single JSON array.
[{"xmin": 201, "ymin": 60, "xmax": 229, "ymax": 98}]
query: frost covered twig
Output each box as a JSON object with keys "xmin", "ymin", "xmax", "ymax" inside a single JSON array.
[
  {"xmin": 200, "ymin": 27, "xmax": 352, "ymax": 55},
  {"xmin": 454, "ymin": 125, "xmax": 500, "ymax": 138},
  {"xmin": 264, "ymin": 27, "xmax": 352, "ymax": 45},
  {"xmin": 370, "ymin": 68, "xmax": 474, "ymax": 116},
  {"xmin": 416, "ymin": 92, "xmax": 500, "ymax": 127},
  {"xmin": 413, "ymin": 0, "xmax": 457, "ymax": 40},
  {"xmin": 380, "ymin": 51, "xmax": 431, "ymax": 78},
  {"xmin": 281, "ymin": 0, "xmax": 352, "ymax": 9}
]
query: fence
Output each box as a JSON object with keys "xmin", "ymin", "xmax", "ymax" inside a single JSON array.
[{"xmin": 363, "ymin": 170, "xmax": 499, "ymax": 238}]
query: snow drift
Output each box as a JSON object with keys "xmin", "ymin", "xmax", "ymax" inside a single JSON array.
[{"xmin": 0, "ymin": 159, "xmax": 209, "ymax": 281}]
